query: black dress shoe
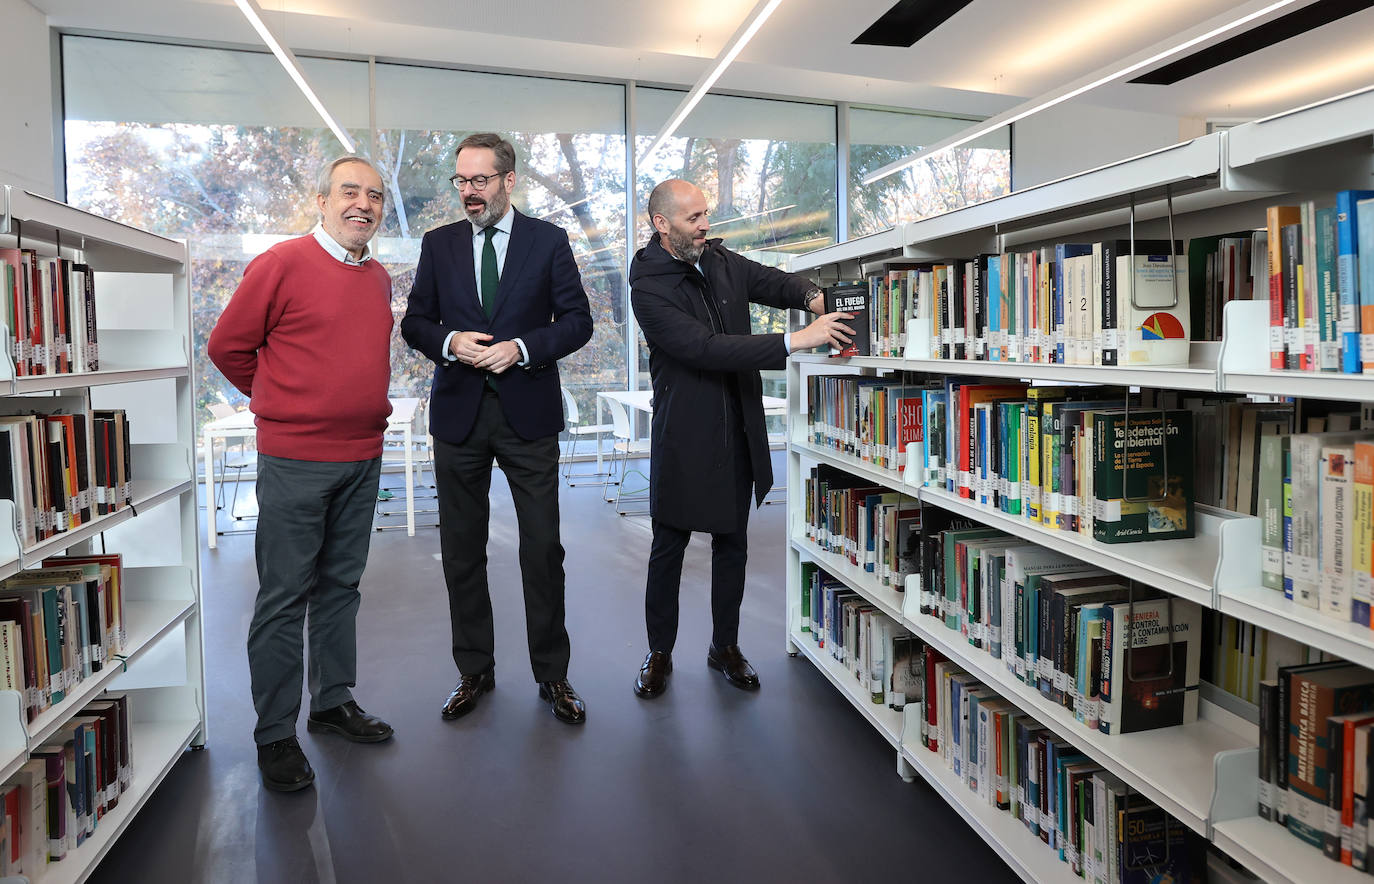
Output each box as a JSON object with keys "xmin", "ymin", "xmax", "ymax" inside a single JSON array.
[
  {"xmin": 707, "ymin": 644, "xmax": 760, "ymax": 691},
  {"xmin": 257, "ymin": 736, "xmax": 314, "ymax": 792},
  {"xmin": 442, "ymin": 671, "xmax": 495, "ymax": 720},
  {"xmin": 538, "ymin": 679, "xmax": 586, "ymax": 724},
  {"xmin": 307, "ymin": 700, "xmax": 394, "ymax": 743},
  {"xmin": 634, "ymin": 650, "xmax": 672, "ymax": 698}
]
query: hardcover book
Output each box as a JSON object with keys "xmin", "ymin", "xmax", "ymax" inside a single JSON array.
[
  {"xmin": 1092, "ymin": 409, "xmax": 1194, "ymax": 543},
  {"xmin": 824, "ymin": 281, "xmax": 870, "ymax": 357},
  {"xmin": 1098, "ymin": 596, "xmax": 1202, "ymax": 735}
]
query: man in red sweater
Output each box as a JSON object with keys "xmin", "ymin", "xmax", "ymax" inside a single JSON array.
[{"xmin": 208, "ymin": 156, "xmax": 396, "ymax": 793}]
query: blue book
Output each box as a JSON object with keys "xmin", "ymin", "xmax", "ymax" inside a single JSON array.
[
  {"xmin": 1336, "ymin": 190, "xmax": 1374, "ymax": 372},
  {"xmin": 987, "ymin": 255, "xmax": 1002, "ymax": 361},
  {"xmin": 943, "ymin": 379, "xmax": 961, "ymax": 492},
  {"xmin": 1359, "ymin": 197, "xmax": 1374, "ymax": 374},
  {"xmin": 1054, "ymin": 244, "xmax": 1092, "ymax": 364}
]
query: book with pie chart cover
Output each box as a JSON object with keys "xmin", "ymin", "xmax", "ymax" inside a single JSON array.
[{"xmin": 1117, "ymin": 243, "xmax": 1191, "ymax": 365}]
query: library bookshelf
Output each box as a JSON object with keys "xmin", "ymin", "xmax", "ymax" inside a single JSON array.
[
  {"xmin": 784, "ymin": 85, "xmax": 1374, "ymax": 884},
  {"xmin": 0, "ymin": 184, "xmax": 207, "ymax": 882}
]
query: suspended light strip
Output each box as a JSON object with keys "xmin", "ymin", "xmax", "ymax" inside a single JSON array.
[
  {"xmin": 637, "ymin": 0, "xmax": 784, "ymax": 166},
  {"xmin": 233, "ymin": 0, "xmax": 357, "ymax": 154},
  {"xmin": 709, "ymin": 204, "xmax": 798, "ymax": 228},
  {"xmin": 861, "ymin": 0, "xmax": 1299, "ymax": 186}
]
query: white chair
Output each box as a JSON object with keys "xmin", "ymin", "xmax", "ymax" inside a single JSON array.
[
  {"xmin": 206, "ymin": 402, "xmax": 256, "ymax": 525},
  {"xmin": 560, "ymin": 386, "xmax": 614, "ymax": 487},
  {"xmin": 375, "ymin": 400, "xmax": 438, "ymax": 531},
  {"xmin": 600, "ymin": 396, "xmax": 650, "ymax": 515}
]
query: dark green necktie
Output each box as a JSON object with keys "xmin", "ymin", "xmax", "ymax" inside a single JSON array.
[{"xmin": 481, "ymin": 226, "xmax": 500, "ymax": 316}]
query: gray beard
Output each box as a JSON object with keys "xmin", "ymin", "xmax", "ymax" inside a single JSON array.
[
  {"xmin": 668, "ymin": 229, "xmax": 704, "ymax": 264},
  {"xmin": 467, "ymin": 190, "xmax": 510, "ymax": 229}
]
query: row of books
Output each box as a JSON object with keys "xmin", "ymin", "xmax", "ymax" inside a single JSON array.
[
  {"xmin": 801, "ymin": 464, "xmax": 919, "ymax": 588},
  {"xmin": 1204, "ymin": 611, "xmax": 1318, "ymax": 708},
  {"xmin": 818, "ymin": 190, "xmax": 1374, "ymax": 374},
  {"xmin": 824, "ymin": 237, "xmax": 1196, "ymax": 366},
  {"xmin": 800, "ymin": 563, "xmax": 911, "ymax": 707},
  {"xmin": 1257, "ymin": 660, "xmax": 1374, "ymax": 870},
  {"xmin": 0, "ymin": 405, "xmax": 132, "ymax": 549},
  {"xmin": 814, "ymin": 608, "xmax": 1206, "ymax": 884},
  {"xmin": 805, "ymin": 375, "xmax": 1374, "ymax": 624},
  {"xmin": 1264, "ymin": 193, "xmax": 1374, "ymax": 374},
  {"xmin": 0, "ymin": 554, "xmax": 127, "ymax": 723},
  {"xmin": 917, "ymin": 519, "xmax": 1204, "ymax": 735},
  {"xmin": 0, "ymin": 248, "xmax": 101, "ymax": 377},
  {"xmin": 0, "ymin": 691, "xmax": 133, "ymax": 875},
  {"xmin": 808, "ymin": 379, "xmax": 1196, "ymax": 544}
]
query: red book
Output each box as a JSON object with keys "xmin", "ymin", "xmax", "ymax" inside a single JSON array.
[
  {"xmin": 956, "ymin": 384, "xmax": 1028, "ymax": 499},
  {"xmin": 923, "ymin": 645, "xmax": 946, "ymax": 752},
  {"xmin": 896, "ymin": 395, "xmax": 923, "ymax": 473},
  {"xmin": 1267, "ymin": 205, "xmax": 1300, "ymax": 370}
]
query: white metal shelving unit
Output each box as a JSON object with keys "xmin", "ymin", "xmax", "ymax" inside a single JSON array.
[
  {"xmin": 0, "ymin": 184, "xmax": 206, "ymax": 883},
  {"xmin": 783, "ymin": 85, "xmax": 1374, "ymax": 884}
]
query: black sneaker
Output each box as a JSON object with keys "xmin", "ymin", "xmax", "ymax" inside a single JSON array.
[{"xmin": 257, "ymin": 736, "xmax": 315, "ymax": 792}]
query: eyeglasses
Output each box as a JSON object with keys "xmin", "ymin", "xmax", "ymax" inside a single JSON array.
[{"xmin": 449, "ymin": 172, "xmax": 506, "ymax": 191}]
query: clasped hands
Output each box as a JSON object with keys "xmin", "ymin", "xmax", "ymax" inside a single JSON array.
[{"xmin": 449, "ymin": 331, "xmax": 520, "ymax": 374}]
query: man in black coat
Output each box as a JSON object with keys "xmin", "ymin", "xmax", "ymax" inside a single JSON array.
[{"xmin": 628, "ymin": 178, "xmax": 853, "ymax": 697}]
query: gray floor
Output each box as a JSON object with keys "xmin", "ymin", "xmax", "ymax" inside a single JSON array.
[{"xmin": 87, "ymin": 457, "xmax": 1018, "ymax": 884}]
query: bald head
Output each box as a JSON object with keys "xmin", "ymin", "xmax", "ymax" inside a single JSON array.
[{"xmin": 648, "ymin": 179, "xmax": 710, "ymax": 263}]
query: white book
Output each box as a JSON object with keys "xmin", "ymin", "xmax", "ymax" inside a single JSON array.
[
  {"xmin": 1118, "ymin": 251, "xmax": 1191, "ymax": 365},
  {"xmin": 1292, "ymin": 432, "xmax": 1368, "ymax": 608},
  {"xmin": 1320, "ymin": 444, "xmax": 1358, "ymax": 620}
]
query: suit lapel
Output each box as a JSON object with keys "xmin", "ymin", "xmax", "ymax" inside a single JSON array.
[
  {"xmin": 489, "ymin": 210, "xmax": 534, "ymax": 323},
  {"xmin": 451, "ymin": 220, "xmax": 479, "ymax": 316}
]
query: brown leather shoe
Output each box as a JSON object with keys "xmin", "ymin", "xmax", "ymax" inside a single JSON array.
[
  {"xmin": 707, "ymin": 644, "xmax": 760, "ymax": 691},
  {"xmin": 634, "ymin": 650, "xmax": 672, "ymax": 698},
  {"xmin": 538, "ymin": 679, "xmax": 586, "ymax": 724},
  {"xmin": 441, "ymin": 671, "xmax": 495, "ymax": 720}
]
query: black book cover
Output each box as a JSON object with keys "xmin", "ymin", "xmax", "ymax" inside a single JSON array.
[{"xmin": 824, "ymin": 282, "xmax": 870, "ymax": 357}]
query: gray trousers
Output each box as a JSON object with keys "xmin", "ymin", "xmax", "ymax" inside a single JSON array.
[{"xmin": 248, "ymin": 453, "xmax": 381, "ymax": 745}]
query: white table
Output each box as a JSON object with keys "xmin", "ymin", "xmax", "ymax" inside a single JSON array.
[
  {"xmin": 203, "ymin": 397, "xmax": 422, "ymax": 547},
  {"xmin": 592, "ymin": 390, "xmax": 786, "ymax": 472}
]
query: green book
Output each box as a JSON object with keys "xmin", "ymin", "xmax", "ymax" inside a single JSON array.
[
  {"xmin": 942, "ymin": 527, "xmax": 1004, "ymax": 632},
  {"xmin": 1316, "ymin": 206, "xmax": 1340, "ymax": 371},
  {"xmin": 1091, "ymin": 409, "xmax": 1195, "ymax": 543}
]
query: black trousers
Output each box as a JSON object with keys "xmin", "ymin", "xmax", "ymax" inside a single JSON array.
[
  {"xmin": 644, "ymin": 426, "xmax": 754, "ymax": 653},
  {"xmin": 433, "ymin": 388, "xmax": 570, "ymax": 682}
]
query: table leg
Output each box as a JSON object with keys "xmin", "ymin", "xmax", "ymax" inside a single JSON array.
[
  {"xmin": 404, "ymin": 424, "xmax": 415, "ymax": 537},
  {"xmin": 203, "ymin": 428, "xmax": 216, "ymax": 549},
  {"xmin": 595, "ymin": 396, "xmax": 605, "ymax": 473}
]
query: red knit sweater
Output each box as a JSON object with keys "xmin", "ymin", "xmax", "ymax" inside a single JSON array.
[{"xmin": 208, "ymin": 236, "xmax": 394, "ymax": 462}]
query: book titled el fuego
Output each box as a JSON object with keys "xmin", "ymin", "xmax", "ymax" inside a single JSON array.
[{"xmin": 824, "ymin": 282, "xmax": 871, "ymax": 357}]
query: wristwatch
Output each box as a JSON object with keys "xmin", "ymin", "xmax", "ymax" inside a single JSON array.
[{"xmin": 805, "ymin": 289, "xmax": 824, "ymax": 311}]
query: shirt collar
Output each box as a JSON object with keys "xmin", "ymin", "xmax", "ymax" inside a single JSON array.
[
  {"xmin": 473, "ymin": 207, "xmax": 515, "ymax": 239},
  {"xmin": 312, "ymin": 224, "xmax": 372, "ymax": 265}
]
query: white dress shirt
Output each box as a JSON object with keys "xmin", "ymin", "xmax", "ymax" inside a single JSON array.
[
  {"xmin": 442, "ymin": 207, "xmax": 528, "ymax": 365},
  {"xmin": 312, "ymin": 224, "xmax": 373, "ymax": 265}
]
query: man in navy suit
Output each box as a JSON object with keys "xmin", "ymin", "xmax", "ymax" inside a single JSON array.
[{"xmin": 402, "ymin": 133, "xmax": 593, "ymax": 725}]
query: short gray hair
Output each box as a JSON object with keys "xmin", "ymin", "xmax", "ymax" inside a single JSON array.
[
  {"xmin": 455, "ymin": 133, "xmax": 517, "ymax": 175},
  {"xmin": 316, "ymin": 156, "xmax": 384, "ymax": 200}
]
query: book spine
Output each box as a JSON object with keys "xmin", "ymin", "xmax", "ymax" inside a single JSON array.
[
  {"xmin": 1336, "ymin": 191, "xmax": 1374, "ymax": 372},
  {"xmin": 1268, "ymin": 207, "xmax": 1294, "ymax": 370},
  {"xmin": 1259, "ymin": 680, "xmax": 1276, "ymax": 821},
  {"xmin": 1359, "ymin": 198, "xmax": 1374, "ymax": 373}
]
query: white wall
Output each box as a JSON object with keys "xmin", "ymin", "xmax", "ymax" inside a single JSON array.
[
  {"xmin": 0, "ymin": 0, "xmax": 55, "ymax": 197},
  {"xmin": 1011, "ymin": 101, "xmax": 1200, "ymax": 191}
]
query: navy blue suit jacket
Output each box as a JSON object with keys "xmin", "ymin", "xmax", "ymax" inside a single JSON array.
[{"xmin": 401, "ymin": 210, "xmax": 593, "ymax": 444}]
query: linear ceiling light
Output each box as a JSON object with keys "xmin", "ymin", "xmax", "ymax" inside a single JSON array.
[
  {"xmin": 861, "ymin": 0, "xmax": 1299, "ymax": 186},
  {"xmin": 233, "ymin": 0, "xmax": 356, "ymax": 154},
  {"xmin": 637, "ymin": 0, "xmax": 784, "ymax": 166}
]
